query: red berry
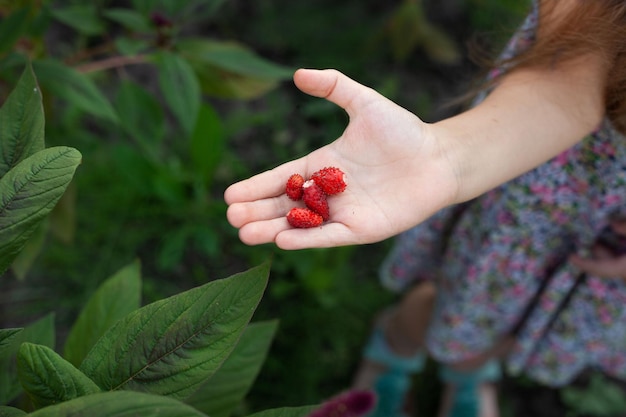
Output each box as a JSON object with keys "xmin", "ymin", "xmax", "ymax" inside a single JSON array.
[
  {"xmin": 286, "ymin": 173, "xmax": 305, "ymax": 200},
  {"xmin": 311, "ymin": 167, "xmax": 347, "ymax": 195},
  {"xmin": 302, "ymin": 180, "xmax": 330, "ymax": 220},
  {"xmin": 286, "ymin": 207, "xmax": 324, "ymax": 228}
]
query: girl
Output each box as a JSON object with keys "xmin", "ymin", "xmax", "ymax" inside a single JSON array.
[{"xmin": 225, "ymin": 1, "xmax": 626, "ymax": 415}]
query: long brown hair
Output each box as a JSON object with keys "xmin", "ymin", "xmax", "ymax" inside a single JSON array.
[{"xmin": 485, "ymin": 0, "xmax": 626, "ymax": 133}]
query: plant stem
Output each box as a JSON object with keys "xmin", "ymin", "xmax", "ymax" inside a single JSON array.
[{"xmin": 75, "ymin": 55, "xmax": 149, "ymax": 74}]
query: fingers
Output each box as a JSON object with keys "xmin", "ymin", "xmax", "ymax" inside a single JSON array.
[
  {"xmin": 610, "ymin": 219, "xmax": 626, "ymax": 236},
  {"xmin": 224, "ymin": 164, "xmax": 297, "ymax": 205},
  {"xmin": 293, "ymin": 69, "xmax": 378, "ymax": 117},
  {"xmin": 232, "ymin": 213, "xmax": 355, "ymax": 249},
  {"xmin": 226, "ymin": 195, "xmax": 293, "ymax": 228},
  {"xmin": 570, "ymin": 253, "xmax": 626, "ymax": 279}
]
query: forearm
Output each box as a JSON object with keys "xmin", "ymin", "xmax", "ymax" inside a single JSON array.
[{"xmin": 433, "ymin": 55, "xmax": 607, "ymax": 204}]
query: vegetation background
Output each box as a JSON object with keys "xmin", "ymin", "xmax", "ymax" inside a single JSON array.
[{"xmin": 1, "ymin": 0, "xmax": 625, "ymax": 416}]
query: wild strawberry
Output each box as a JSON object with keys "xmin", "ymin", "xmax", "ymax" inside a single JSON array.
[
  {"xmin": 286, "ymin": 207, "xmax": 324, "ymax": 228},
  {"xmin": 311, "ymin": 167, "xmax": 347, "ymax": 195},
  {"xmin": 303, "ymin": 180, "xmax": 330, "ymax": 220},
  {"xmin": 286, "ymin": 173, "xmax": 305, "ymax": 200}
]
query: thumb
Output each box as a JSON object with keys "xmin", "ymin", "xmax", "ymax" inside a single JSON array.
[{"xmin": 293, "ymin": 68, "xmax": 379, "ymax": 117}]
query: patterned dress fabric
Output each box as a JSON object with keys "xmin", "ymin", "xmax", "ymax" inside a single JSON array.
[{"xmin": 379, "ymin": 2, "xmax": 626, "ymax": 386}]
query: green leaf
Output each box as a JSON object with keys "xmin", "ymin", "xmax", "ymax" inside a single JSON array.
[
  {"xmin": 48, "ymin": 180, "xmax": 76, "ymax": 244},
  {"xmin": 246, "ymin": 406, "xmax": 316, "ymax": 417},
  {"xmin": 102, "ymin": 8, "xmax": 152, "ymax": 33},
  {"xmin": 17, "ymin": 343, "xmax": 101, "ymax": 409},
  {"xmin": 64, "ymin": 260, "xmax": 142, "ymax": 367},
  {"xmin": 560, "ymin": 373, "xmax": 626, "ymax": 416},
  {"xmin": 131, "ymin": 0, "xmax": 159, "ymax": 15},
  {"xmin": 178, "ymin": 39, "xmax": 293, "ymax": 79},
  {"xmin": 49, "ymin": 5, "xmax": 104, "ymax": 36},
  {"xmin": 186, "ymin": 320, "xmax": 278, "ymax": 417},
  {"xmin": 190, "ymin": 103, "xmax": 224, "ymax": 186},
  {"xmin": 32, "ymin": 59, "xmax": 118, "ymax": 124},
  {"xmin": 0, "ymin": 406, "xmax": 27, "ymax": 417},
  {"xmin": 114, "ymin": 80, "xmax": 165, "ymax": 146},
  {"xmin": 27, "ymin": 391, "xmax": 209, "ymax": 417},
  {"xmin": 153, "ymin": 52, "xmax": 201, "ymax": 135},
  {"xmin": 178, "ymin": 39, "xmax": 293, "ymax": 99},
  {"xmin": 0, "ymin": 146, "xmax": 82, "ymax": 276},
  {"xmin": 80, "ymin": 262, "xmax": 270, "ymax": 399},
  {"xmin": 0, "ymin": 314, "xmax": 55, "ymax": 405},
  {"xmin": 114, "ymin": 37, "xmax": 151, "ymax": 56},
  {"xmin": 0, "ymin": 64, "xmax": 45, "ymax": 178},
  {"xmin": 0, "ymin": 7, "xmax": 30, "ymax": 56},
  {"xmin": 0, "ymin": 329, "xmax": 23, "ymax": 355},
  {"xmin": 385, "ymin": 0, "xmax": 460, "ymax": 64},
  {"xmin": 10, "ymin": 219, "xmax": 46, "ymax": 280}
]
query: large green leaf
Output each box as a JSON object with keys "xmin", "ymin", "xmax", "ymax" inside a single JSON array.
[
  {"xmin": 63, "ymin": 260, "xmax": 142, "ymax": 367},
  {"xmin": 32, "ymin": 59, "xmax": 118, "ymax": 123},
  {"xmin": 17, "ymin": 343, "xmax": 101, "ymax": 409},
  {"xmin": 384, "ymin": 0, "xmax": 460, "ymax": 64},
  {"xmin": 0, "ymin": 146, "xmax": 82, "ymax": 276},
  {"xmin": 185, "ymin": 320, "xmax": 278, "ymax": 417},
  {"xmin": 27, "ymin": 391, "xmax": 209, "ymax": 417},
  {"xmin": 0, "ymin": 64, "xmax": 45, "ymax": 178},
  {"xmin": 189, "ymin": 103, "xmax": 224, "ymax": 186},
  {"xmin": 102, "ymin": 8, "xmax": 152, "ymax": 33},
  {"xmin": 80, "ymin": 262, "xmax": 270, "ymax": 399},
  {"xmin": 0, "ymin": 329, "xmax": 22, "ymax": 355},
  {"xmin": 153, "ymin": 51, "xmax": 201, "ymax": 135},
  {"xmin": 49, "ymin": 5, "xmax": 105, "ymax": 36},
  {"xmin": 114, "ymin": 80, "xmax": 165, "ymax": 147},
  {"xmin": 178, "ymin": 39, "xmax": 293, "ymax": 99},
  {"xmin": 0, "ymin": 314, "xmax": 55, "ymax": 405},
  {"xmin": 246, "ymin": 407, "xmax": 316, "ymax": 417},
  {"xmin": 0, "ymin": 406, "xmax": 26, "ymax": 417}
]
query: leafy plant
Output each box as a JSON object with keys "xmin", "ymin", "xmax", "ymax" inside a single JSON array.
[
  {"xmin": 561, "ymin": 373, "xmax": 626, "ymax": 417},
  {"xmin": 0, "ymin": 0, "xmax": 294, "ymax": 278},
  {"xmin": 0, "ymin": 61, "xmax": 315, "ymax": 417},
  {"xmin": 0, "ymin": 64, "xmax": 81, "ymax": 278},
  {"xmin": 1, "ymin": 260, "xmax": 309, "ymax": 416}
]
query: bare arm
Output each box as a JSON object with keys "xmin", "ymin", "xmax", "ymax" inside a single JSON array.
[
  {"xmin": 438, "ymin": 53, "xmax": 606, "ymax": 203},
  {"xmin": 224, "ymin": 2, "xmax": 608, "ymax": 250}
]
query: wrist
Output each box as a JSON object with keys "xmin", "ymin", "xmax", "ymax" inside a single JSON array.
[{"xmin": 423, "ymin": 120, "xmax": 467, "ymax": 206}]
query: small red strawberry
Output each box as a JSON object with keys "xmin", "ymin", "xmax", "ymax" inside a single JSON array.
[
  {"xmin": 286, "ymin": 173, "xmax": 305, "ymax": 200},
  {"xmin": 302, "ymin": 180, "xmax": 330, "ymax": 220},
  {"xmin": 286, "ymin": 207, "xmax": 324, "ymax": 228},
  {"xmin": 311, "ymin": 167, "xmax": 347, "ymax": 195}
]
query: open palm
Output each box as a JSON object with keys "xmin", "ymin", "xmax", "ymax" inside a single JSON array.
[{"xmin": 224, "ymin": 69, "xmax": 460, "ymax": 249}]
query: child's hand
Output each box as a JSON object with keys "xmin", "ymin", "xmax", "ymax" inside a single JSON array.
[
  {"xmin": 224, "ymin": 69, "xmax": 459, "ymax": 249},
  {"xmin": 570, "ymin": 220, "xmax": 626, "ymax": 279},
  {"xmin": 570, "ymin": 252, "xmax": 626, "ymax": 279}
]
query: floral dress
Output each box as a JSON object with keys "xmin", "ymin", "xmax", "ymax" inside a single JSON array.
[{"xmin": 380, "ymin": 2, "xmax": 626, "ymax": 387}]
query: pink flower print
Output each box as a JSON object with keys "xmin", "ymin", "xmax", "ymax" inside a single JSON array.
[
  {"xmin": 569, "ymin": 176, "xmax": 589, "ymax": 193},
  {"xmin": 604, "ymin": 193, "xmax": 622, "ymax": 206},
  {"xmin": 599, "ymin": 306, "xmax": 613, "ymax": 325},
  {"xmin": 496, "ymin": 211, "xmax": 515, "ymax": 225},
  {"xmin": 529, "ymin": 183, "xmax": 555, "ymax": 204},
  {"xmin": 510, "ymin": 284, "xmax": 527, "ymax": 298},
  {"xmin": 540, "ymin": 297, "xmax": 557, "ymax": 311},
  {"xmin": 554, "ymin": 149, "xmax": 575, "ymax": 167},
  {"xmin": 589, "ymin": 278, "xmax": 608, "ymax": 298},
  {"xmin": 593, "ymin": 141, "xmax": 616, "ymax": 156},
  {"xmin": 446, "ymin": 340, "xmax": 466, "ymax": 353},
  {"xmin": 551, "ymin": 209, "xmax": 569, "ymax": 225},
  {"xmin": 587, "ymin": 340, "xmax": 603, "ymax": 353}
]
